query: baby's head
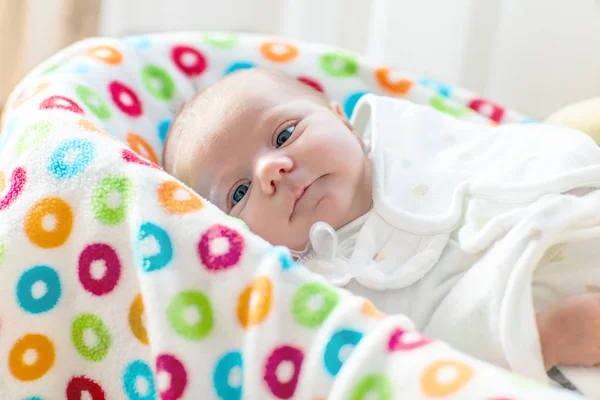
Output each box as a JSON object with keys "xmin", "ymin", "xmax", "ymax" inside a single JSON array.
[{"xmin": 163, "ymin": 68, "xmax": 372, "ymax": 250}]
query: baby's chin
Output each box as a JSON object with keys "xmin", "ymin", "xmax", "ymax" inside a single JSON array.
[
  {"xmin": 255, "ymin": 196, "xmax": 355, "ymax": 251},
  {"xmin": 276, "ymin": 232, "xmax": 311, "ymax": 253},
  {"xmin": 281, "ymin": 217, "xmax": 343, "ymax": 253}
]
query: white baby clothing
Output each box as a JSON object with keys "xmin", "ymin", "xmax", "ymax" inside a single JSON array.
[{"xmin": 299, "ymin": 94, "xmax": 600, "ymax": 394}]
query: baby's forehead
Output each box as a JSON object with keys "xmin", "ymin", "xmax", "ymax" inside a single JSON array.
[
  {"xmin": 185, "ymin": 131, "xmax": 231, "ymax": 202},
  {"xmin": 178, "ymin": 70, "xmax": 321, "ymax": 164},
  {"xmin": 209, "ymin": 69, "xmax": 316, "ymax": 103}
]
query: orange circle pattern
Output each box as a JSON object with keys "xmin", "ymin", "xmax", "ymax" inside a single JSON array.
[
  {"xmin": 158, "ymin": 181, "xmax": 203, "ymax": 215},
  {"xmin": 127, "ymin": 133, "xmax": 159, "ymax": 165},
  {"xmin": 24, "ymin": 197, "xmax": 74, "ymax": 248},
  {"xmin": 420, "ymin": 360, "xmax": 474, "ymax": 397},
  {"xmin": 128, "ymin": 293, "xmax": 148, "ymax": 345},
  {"xmin": 78, "ymin": 119, "xmax": 114, "ymax": 139},
  {"xmin": 9, "ymin": 333, "xmax": 55, "ymax": 381},
  {"xmin": 361, "ymin": 299, "xmax": 385, "ymax": 319},
  {"xmin": 260, "ymin": 42, "xmax": 299, "ymax": 63},
  {"xmin": 87, "ymin": 46, "xmax": 123, "ymax": 65},
  {"xmin": 237, "ymin": 276, "xmax": 273, "ymax": 329},
  {"xmin": 375, "ymin": 68, "xmax": 414, "ymax": 95},
  {"xmin": 15, "ymin": 82, "xmax": 50, "ymax": 109}
]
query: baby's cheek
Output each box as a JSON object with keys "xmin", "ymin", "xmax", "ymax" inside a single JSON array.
[
  {"xmin": 243, "ymin": 212, "xmax": 304, "ymax": 248},
  {"xmin": 237, "ymin": 209, "xmax": 256, "ymax": 231},
  {"xmin": 310, "ymin": 143, "xmax": 345, "ymax": 173},
  {"xmin": 240, "ymin": 208, "xmax": 274, "ymax": 239}
]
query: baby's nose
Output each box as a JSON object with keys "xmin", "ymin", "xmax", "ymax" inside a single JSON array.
[{"xmin": 255, "ymin": 154, "xmax": 294, "ymax": 194}]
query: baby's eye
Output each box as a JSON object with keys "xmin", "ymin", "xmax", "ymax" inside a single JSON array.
[
  {"xmin": 276, "ymin": 125, "xmax": 295, "ymax": 148},
  {"xmin": 232, "ymin": 182, "xmax": 250, "ymax": 205}
]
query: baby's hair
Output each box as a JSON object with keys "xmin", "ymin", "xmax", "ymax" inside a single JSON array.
[
  {"xmin": 162, "ymin": 86, "xmax": 215, "ymax": 181},
  {"xmin": 162, "ymin": 89, "xmax": 203, "ymax": 173}
]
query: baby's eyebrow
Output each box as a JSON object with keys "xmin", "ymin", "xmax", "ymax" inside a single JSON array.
[{"xmin": 262, "ymin": 105, "xmax": 288, "ymax": 128}]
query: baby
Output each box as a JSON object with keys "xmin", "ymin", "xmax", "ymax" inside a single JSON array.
[
  {"xmin": 164, "ymin": 68, "xmax": 371, "ymax": 252},
  {"xmin": 164, "ymin": 68, "xmax": 600, "ymax": 393}
]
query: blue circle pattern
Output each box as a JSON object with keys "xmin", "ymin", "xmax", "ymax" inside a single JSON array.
[
  {"xmin": 0, "ymin": 118, "xmax": 17, "ymax": 152},
  {"xmin": 72, "ymin": 63, "xmax": 91, "ymax": 74},
  {"xmin": 123, "ymin": 360, "xmax": 156, "ymax": 400},
  {"xmin": 136, "ymin": 222, "xmax": 173, "ymax": 273},
  {"xmin": 417, "ymin": 78, "xmax": 452, "ymax": 98},
  {"xmin": 323, "ymin": 328, "xmax": 363, "ymax": 377},
  {"xmin": 49, "ymin": 139, "xmax": 95, "ymax": 179},
  {"xmin": 344, "ymin": 91, "xmax": 369, "ymax": 119},
  {"xmin": 125, "ymin": 36, "xmax": 152, "ymax": 49},
  {"xmin": 224, "ymin": 62, "xmax": 255, "ymax": 76},
  {"xmin": 213, "ymin": 350, "xmax": 243, "ymax": 400},
  {"xmin": 521, "ymin": 118, "xmax": 538, "ymax": 124},
  {"xmin": 16, "ymin": 265, "xmax": 61, "ymax": 314},
  {"xmin": 158, "ymin": 118, "xmax": 172, "ymax": 144},
  {"xmin": 60, "ymin": 63, "xmax": 91, "ymax": 74},
  {"xmin": 273, "ymin": 246, "xmax": 295, "ymax": 270}
]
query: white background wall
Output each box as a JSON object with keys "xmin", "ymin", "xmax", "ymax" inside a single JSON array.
[
  {"xmin": 24, "ymin": 0, "xmax": 64, "ymax": 69},
  {"xmin": 25, "ymin": 0, "xmax": 600, "ymax": 120}
]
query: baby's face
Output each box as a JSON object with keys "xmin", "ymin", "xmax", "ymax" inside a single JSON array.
[{"xmin": 178, "ymin": 73, "xmax": 372, "ymax": 250}]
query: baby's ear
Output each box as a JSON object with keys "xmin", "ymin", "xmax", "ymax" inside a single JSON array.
[
  {"xmin": 330, "ymin": 101, "xmax": 352, "ymax": 130},
  {"xmin": 330, "ymin": 101, "xmax": 366, "ymax": 152}
]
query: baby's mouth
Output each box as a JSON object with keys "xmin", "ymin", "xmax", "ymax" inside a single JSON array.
[
  {"xmin": 290, "ymin": 174, "xmax": 328, "ymax": 221},
  {"xmin": 294, "ymin": 185, "xmax": 310, "ymax": 206},
  {"xmin": 291, "ymin": 179, "xmax": 317, "ymax": 218}
]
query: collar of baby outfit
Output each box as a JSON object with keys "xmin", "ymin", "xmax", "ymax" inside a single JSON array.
[{"xmin": 294, "ymin": 94, "xmax": 600, "ymax": 290}]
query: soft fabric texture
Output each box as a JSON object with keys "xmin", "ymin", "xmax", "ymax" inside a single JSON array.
[
  {"xmin": 0, "ymin": 32, "xmax": 580, "ymax": 399},
  {"xmin": 300, "ymin": 95, "xmax": 600, "ymax": 395}
]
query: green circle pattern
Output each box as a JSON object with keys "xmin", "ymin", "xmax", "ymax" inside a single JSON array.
[
  {"xmin": 351, "ymin": 374, "xmax": 393, "ymax": 400},
  {"xmin": 167, "ymin": 290, "xmax": 214, "ymax": 341},
  {"xmin": 321, "ymin": 52, "xmax": 359, "ymax": 78},
  {"xmin": 41, "ymin": 64, "xmax": 59, "ymax": 75},
  {"xmin": 16, "ymin": 120, "xmax": 52, "ymax": 156},
  {"xmin": 92, "ymin": 176, "xmax": 132, "ymax": 225},
  {"xmin": 429, "ymin": 95, "xmax": 471, "ymax": 118},
  {"xmin": 202, "ymin": 33, "xmax": 239, "ymax": 49},
  {"xmin": 71, "ymin": 313, "xmax": 112, "ymax": 362},
  {"xmin": 142, "ymin": 65, "xmax": 176, "ymax": 101},
  {"xmin": 291, "ymin": 282, "xmax": 339, "ymax": 328},
  {"xmin": 75, "ymin": 85, "xmax": 112, "ymax": 119}
]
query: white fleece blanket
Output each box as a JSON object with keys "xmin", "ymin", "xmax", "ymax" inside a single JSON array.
[{"xmin": 0, "ymin": 31, "xmax": 582, "ymax": 399}]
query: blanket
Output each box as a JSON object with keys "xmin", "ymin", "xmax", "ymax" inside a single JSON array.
[{"xmin": 0, "ymin": 31, "xmax": 580, "ymax": 399}]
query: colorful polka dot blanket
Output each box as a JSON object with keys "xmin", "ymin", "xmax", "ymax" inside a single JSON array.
[{"xmin": 0, "ymin": 32, "xmax": 579, "ymax": 399}]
